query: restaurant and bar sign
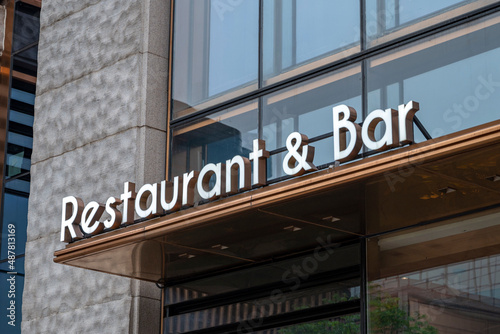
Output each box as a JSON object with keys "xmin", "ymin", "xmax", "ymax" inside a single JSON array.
[{"xmin": 60, "ymin": 101, "xmax": 419, "ymax": 242}]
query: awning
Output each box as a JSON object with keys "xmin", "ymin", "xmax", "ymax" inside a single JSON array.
[{"xmin": 54, "ymin": 121, "xmax": 500, "ymax": 284}]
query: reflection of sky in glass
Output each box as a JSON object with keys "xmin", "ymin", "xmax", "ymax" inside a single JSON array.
[
  {"xmin": 295, "ymin": 0, "xmax": 359, "ymax": 63},
  {"xmin": 209, "ymin": 1, "xmax": 259, "ymax": 96},
  {"xmin": 404, "ymin": 47, "xmax": 500, "ymax": 139},
  {"xmin": 10, "ymin": 89, "xmax": 35, "ymax": 105},
  {"xmin": 366, "ymin": 0, "xmax": 472, "ymax": 39},
  {"xmin": 399, "ymin": 0, "xmax": 468, "ymax": 24}
]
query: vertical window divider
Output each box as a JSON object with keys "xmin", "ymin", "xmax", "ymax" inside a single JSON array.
[{"xmin": 258, "ymin": 0, "xmax": 264, "ymax": 140}]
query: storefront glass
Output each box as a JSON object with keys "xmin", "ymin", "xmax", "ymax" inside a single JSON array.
[
  {"xmin": 170, "ymin": 100, "xmax": 258, "ymax": 178},
  {"xmin": 262, "ymin": 0, "xmax": 360, "ymax": 86},
  {"xmin": 172, "ymin": 0, "xmax": 259, "ymax": 119},
  {"xmin": 367, "ymin": 12, "xmax": 500, "ymax": 142},
  {"xmin": 164, "ymin": 243, "xmax": 361, "ymax": 333},
  {"xmin": 263, "ymin": 64, "xmax": 362, "ymax": 179},
  {"xmin": 365, "ymin": 0, "xmax": 497, "ymax": 47},
  {"xmin": 166, "ymin": 1, "xmax": 500, "ymax": 333},
  {"xmin": 367, "ymin": 210, "xmax": 500, "ymax": 333}
]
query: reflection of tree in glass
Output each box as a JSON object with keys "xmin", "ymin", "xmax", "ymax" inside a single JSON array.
[
  {"xmin": 370, "ymin": 287, "xmax": 438, "ymax": 334},
  {"xmin": 278, "ymin": 289, "xmax": 438, "ymax": 334}
]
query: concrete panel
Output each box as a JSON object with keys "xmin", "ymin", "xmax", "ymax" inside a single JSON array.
[
  {"xmin": 27, "ymin": 127, "xmax": 141, "ymax": 242},
  {"xmin": 32, "ymin": 54, "xmax": 141, "ymax": 163},
  {"xmin": 22, "ymin": 295, "xmax": 132, "ymax": 334},
  {"xmin": 37, "ymin": 0, "xmax": 142, "ymax": 95},
  {"xmin": 24, "ymin": 0, "xmax": 171, "ymax": 333},
  {"xmin": 22, "ymin": 233, "xmax": 131, "ymax": 323}
]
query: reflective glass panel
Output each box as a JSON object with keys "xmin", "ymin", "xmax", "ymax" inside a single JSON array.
[
  {"xmin": 263, "ymin": 0, "xmax": 360, "ymax": 86},
  {"xmin": 171, "ymin": 100, "xmax": 258, "ymax": 178},
  {"xmin": 263, "ymin": 64, "xmax": 362, "ymax": 177},
  {"xmin": 12, "ymin": 2, "xmax": 40, "ymax": 52},
  {"xmin": 172, "ymin": 0, "xmax": 259, "ymax": 119},
  {"xmin": 367, "ymin": 12, "xmax": 500, "ymax": 142},
  {"xmin": 164, "ymin": 243, "xmax": 360, "ymax": 333},
  {"xmin": 165, "ymin": 283, "xmax": 360, "ymax": 333},
  {"xmin": 368, "ymin": 211, "xmax": 500, "ymax": 333},
  {"xmin": 12, "ymin": 45, "xmax": 38, "ymax": 77},
  {"xmin": 365, "ymin": 0, "xmax": 497, "ymax": 47},
  {"xmin": 265, "ymin": 313, "xmax": 361, "ymax": 334}
]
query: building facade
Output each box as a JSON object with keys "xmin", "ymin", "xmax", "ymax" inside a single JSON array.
[
  {"xmin": 1, "ymin": 0, "xmax": 39, "ymax": 333},
  {"xmin": 8, "ymin": 0, "xmax": 500, "ymax": 333}
]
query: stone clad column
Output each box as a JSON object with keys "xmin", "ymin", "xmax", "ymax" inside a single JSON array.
[{"xmin": 22, "ymin": 0, "xmax": 171, "ymax": 333}]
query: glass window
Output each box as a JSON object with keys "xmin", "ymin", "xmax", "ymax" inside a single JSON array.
[
  {"xmin": 6, "ymin": 83, "xmax": 34, "ymax": 178},
  {"xmin": 12, "ymin": 45, "xmax": 39, "ymax": 77},
  {"xmin": 263, "ymin": 0, "xmax": 360, "ymax": 86},
  {"xmin": 164, "ymin": 243, "xmax": 360, "ymax": 333},
  {"xmin": 365, "ymin": 0, "xmax": 498, "ymax": 47},
  {"xmin": 12, "ymin": 2, "xmax": 40, "ymax": 52},
  {"xmin": 367, "ymin": 210, "xmax": 500, "ymax": 333},
  {"xmin": 172, "ymin": 0, "xmax": 259, "ymax": 119},
  {"xmin": 171, "ymin": 100, "xmax": 258, "ymax": 178},
  {"xmin": 367, "ymin": 12, "xmax": 500, "ymax": 142},
  {"xmin": 269, "ymin": 314, "xmax": 361, "ymax": 334},
  {"xmin": 263, "ymin": 64, "xmax": 362, "ymax": 179}
]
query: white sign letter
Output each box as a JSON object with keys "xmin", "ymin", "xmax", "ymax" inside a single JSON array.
[
  {"xmin": 61, "ymin": 196, "xmax": 84, "ymax": 242},
  {"xmin": 333, "ymin": 105, "xmax": 362, "ymax": 162}
]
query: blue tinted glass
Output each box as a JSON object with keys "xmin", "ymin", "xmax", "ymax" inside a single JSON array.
[
  {"xmin": 172, "ymin": 0, "xmax": 259, "ymax": 118},
  {"xmin": 399, "ymin": 0, "xmax": 469, "ymax": 24},
  {"xmin": 6, "ymin": 152, "xmax": 31, "ymax": 177},
  {"xmin": 10, "ymin": 89, "xmax": 35, "ymax": 105},
  {"xmin": 404, "ymin": 48, "xmax": 500, "ymax": 139},
  {"xmin": 366, "ymin": 0, "xmax": 485, "ymax": 45},
  {"xmin": 263, "ymin": 0, "xmax": 360, "ymax": 82},
  {"xmin": 0, "ymin": 257, "xmax": 24, "ymax": 275},
  {"xmin": 368, "ymin": 13, "xmax": 500, "ymax": 141},
  {"xmin": 208, "ymin": 0, "xmax": 258, "ymax": 96},
  {"xmin": 7, "ymin": 132, "xmax": 33, "ymax": 150},
  {"xmin": 295, "ymin": 0, "xmax": 359, "ymax": 62},
  {"xmin": 12, "ymin": 2, "xmax": 40, "ymax": 52},
  {"xmin": 9, "ymin": 110, "xmax": 34, "ymax": 127},
  {"xmin": 171, "ymin": 101, "xmax": 258, "ymax": 177},
  {"xmin": 263, "ymin": 65, "xmax": 362, "ymax": 152},
  {"xmin": 1, "ymin": 193, "xmax": 28, "ymax": 260}
]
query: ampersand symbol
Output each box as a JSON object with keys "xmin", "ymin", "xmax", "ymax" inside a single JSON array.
[{"xmin": 282, "ymin": 132, "xmax": 317, "ymax": 176}]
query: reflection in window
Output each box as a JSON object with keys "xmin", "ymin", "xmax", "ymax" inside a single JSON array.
[
  {"xmin": 263, "ymin": 0, "xmax": 360, "ymax": 85},
  {"xmin": 170, "ymin": 101, "xmax": 258, "ymax": 178},
  {"xmin": 369, "ymin": 255, "xmax": 500, "ymax": 333},
  {"xmin": 164, "ymin": 243, "xmax": 360, "ymax": 333},
  {"xmin": 12, "ymin": 2, "xmax": 40, "ymax": 52},
  {"xmin": 166, "ymin": 284, "xmax": 360, "ymax": 333},
  {"xmin": 365, "ymin": 0, "xmax": 496, "ymax": 46},
  {"xmin": 368, "ymin": 12, "xmax": 500, "ymax": 142},
  {"xmin": 270, "ymin": 313, "xmax": 360, "ymax": 334},
  {"xmin": 6, "ymin": 80, "xmax": 34, "ymax": 178},
  {"xmin": 263, "ymin": 65, "xmax": 362, "ymax": 179},
  {"xmin": 172, "ymin": 0, "xmax": 258, "ymax": 118},
  {"xmin": 368, "ymin": 211, "xmax": 500, "ymax": 333}
]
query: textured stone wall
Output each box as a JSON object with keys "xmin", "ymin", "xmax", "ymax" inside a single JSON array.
[{"xmin": 22, "ymin": 0, "xmax": 170, "ymax": 333}]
